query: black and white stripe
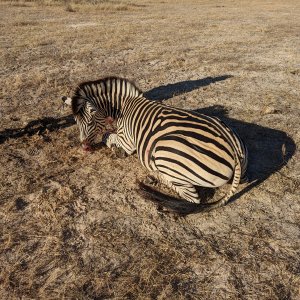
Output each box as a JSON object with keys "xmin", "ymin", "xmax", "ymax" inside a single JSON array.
[{"xmin": 62, "ymin": 77, "xmax": 247, "ymax": 210}]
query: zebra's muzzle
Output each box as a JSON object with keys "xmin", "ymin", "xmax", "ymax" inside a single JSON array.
[{"xmin": 82, "ymin": 141, "xmax": 92, "ymax": 152}]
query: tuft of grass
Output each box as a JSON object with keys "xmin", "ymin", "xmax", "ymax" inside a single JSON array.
[{"xmin": 65, "ymin": 3, "xmax": 76, "ymax": 12}]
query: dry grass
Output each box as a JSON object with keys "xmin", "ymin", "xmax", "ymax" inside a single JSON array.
[{"xmin": 1, "ymin": 0, "xmax": 300, "ymax": 299}]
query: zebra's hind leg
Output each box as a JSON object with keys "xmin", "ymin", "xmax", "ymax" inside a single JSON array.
[{"xmin": 156, "ymin": 172, "xmax": 201, "ymax": 204}]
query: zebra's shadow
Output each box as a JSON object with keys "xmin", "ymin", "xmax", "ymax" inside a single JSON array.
[
  {"xmin": 144, "ymin": 75, "xmax": 233, "ymax": 101},
  {"xmin": 0, "ymin": 115, "xmax": 75, "ymax": 144}
]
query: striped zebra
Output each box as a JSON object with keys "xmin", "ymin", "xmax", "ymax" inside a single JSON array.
[{"xmin": 62, "ymin": 77, "xmax": 247, "ymax": 212}]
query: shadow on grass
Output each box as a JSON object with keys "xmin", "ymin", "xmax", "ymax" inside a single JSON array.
[
  {"xmin": 0, "ymin": 115, "xmax": 75, "ymax": 144},
  {"xmin": 144, "ymin": 75, "xmax": 233, "ymax": 101}
]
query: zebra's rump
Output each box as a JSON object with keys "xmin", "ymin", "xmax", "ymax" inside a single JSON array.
[{"xmin": 150, "ymin": 133, "xmax": 235, "ymax": 188}]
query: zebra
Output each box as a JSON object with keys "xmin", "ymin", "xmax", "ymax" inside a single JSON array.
[{"xmin": 62, "ymin": 77, "xmax": 248, "ymax": 212}]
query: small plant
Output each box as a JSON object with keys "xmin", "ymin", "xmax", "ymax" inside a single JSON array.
[{"xmin": 65, "ymin": 0, "xmax": 76, "ymax": 12}]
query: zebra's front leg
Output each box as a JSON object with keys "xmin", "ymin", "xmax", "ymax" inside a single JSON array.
[{"xmin": 102, "ymin": 132, "xmax": 127, "ymax": 158}]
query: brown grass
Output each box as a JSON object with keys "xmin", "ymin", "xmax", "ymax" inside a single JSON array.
[{"xmin": 0, "ymin": 0, "xmax": 300, "ymax": 299}]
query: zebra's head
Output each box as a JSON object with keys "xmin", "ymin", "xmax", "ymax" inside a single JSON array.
[{"xmin": 62, "ymin": 96, "xmax": 105, "ymax": 151}]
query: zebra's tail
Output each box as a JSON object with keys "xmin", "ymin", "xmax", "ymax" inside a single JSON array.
[
  {"xmin": 191, "ymin": 141, "xmax": 243, "ymax": 212},
  {"xmin": 138, "ymin": 156, "xmax": 242, "ymax": 215},
  {"xmin": 207, "ymin": 153, "xmax": 242, "ymax": 210}
]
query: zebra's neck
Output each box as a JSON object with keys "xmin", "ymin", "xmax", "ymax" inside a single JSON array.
[{"xmin": 75, "ymin": 77, "xmax": 143, "ymax": 119}]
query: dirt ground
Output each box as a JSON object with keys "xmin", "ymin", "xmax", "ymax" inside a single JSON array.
[{"xmin": 0, "ymin": 0, "xmax": 300, "ymax": 299}]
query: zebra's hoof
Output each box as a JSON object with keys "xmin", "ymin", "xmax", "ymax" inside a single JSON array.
[{"xmin": 144, "ymin": 175, "xmax": 159, "ymax": 186}]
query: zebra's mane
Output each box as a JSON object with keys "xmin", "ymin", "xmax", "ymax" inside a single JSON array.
[{"xmin": 71, "ymin": 77, "xmax": 143, "ymax": 116}]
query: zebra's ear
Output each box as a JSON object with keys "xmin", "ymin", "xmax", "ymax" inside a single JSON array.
[
  {"xmin": 72, "ymin": 97, "xmax": 86, "ymax": 114},
  {"xmin": 62, "ymin": 96, "xmax": 72, "ymax": 106}
]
